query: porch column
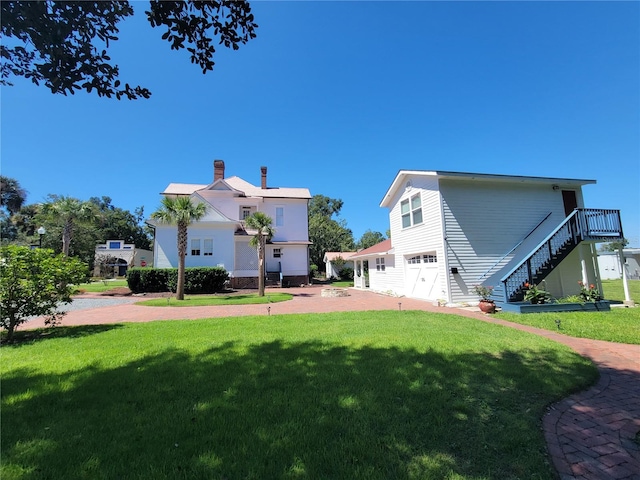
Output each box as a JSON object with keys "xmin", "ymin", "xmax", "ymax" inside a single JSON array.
[
  {"xmin": 590, "ymin": 243, "xmax": 603, "ymax": 298},
  {"xmin": 620, "ymin": 247, "xmax": 635, "ymax": 306},
  {"xmin": 579, "ymin": 246, "xmax": 589, "ymax": 285}
]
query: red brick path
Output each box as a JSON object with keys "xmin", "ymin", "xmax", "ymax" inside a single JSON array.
[{"xmin": 25, "ymin": 285, "xmax": 640, "ymax": 479}]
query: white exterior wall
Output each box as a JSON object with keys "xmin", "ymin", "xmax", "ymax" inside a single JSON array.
[
  {"xmin": 367, "ymin": 255, "xmax": 396, "ymax": 294},
  {"xmin": 266, "ymin": 244, "xmax": 309, "ymax": 277},
  {"xmin": 599, "ymin": 253, "xmax": 623, "ymax": 280},
  {"xmin": 439, "ymin": 179, "xmax": 585, "ymax": 303},
  {"xmin": 261, "ymin": 199, "xmax": 309, "ymax": 242},
  {"xmin": 386, "ymin": 175, "xmax": 447, "ymax": 300},
  {"xmin": 153, "ymin": 224, "xmax": 235, "ymax": 271}
]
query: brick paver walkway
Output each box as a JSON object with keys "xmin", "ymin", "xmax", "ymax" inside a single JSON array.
[{"xmin": 25, "ymin": 285, "xmax": 640, "ymax": 479}]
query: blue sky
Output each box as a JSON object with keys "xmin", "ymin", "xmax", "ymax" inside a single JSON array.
[{"xmin": 2, "ymin": 1, "xmax": 639, "ymax": 246}]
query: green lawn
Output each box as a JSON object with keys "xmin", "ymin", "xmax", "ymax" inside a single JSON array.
[
  {"xmin": 496, "ymin": 307, "xmax": 640, "ymax": 344},
  {"xmin": 601, "ymin": 278, "xmax": 640, "ymax": 304},
  {"xmin": 331, "ymin": 280, "xmax": 354, "ymax": 288},
  {"xmin": 137, "ymin": 293, "xmax": 293, "ymax": 307},
  {"xmin": 75, "ymin": 279, "xmax": 129, "ymax": 293},
  {"xmin": 2, "ymin": 311, "xmax": 597, "ymax": 480}
]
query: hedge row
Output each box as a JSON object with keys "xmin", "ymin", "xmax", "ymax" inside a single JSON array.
[{"xmin": 126, "ymin": 267, "xmax": 229, "ymax": 294}]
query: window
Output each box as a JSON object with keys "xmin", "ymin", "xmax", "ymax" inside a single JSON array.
[
  {"xmin": 241, "ymin": 206, "xmax": 255, "ymax": 220},
  {"xmin": 407, "ymin": 255, "xmax": 421, "ymax": 264},
  {"xmin": 423, "ymin": 254, "xmax": 437, "ymax": 263},
  {"xmin": 376, "ymin": 258, "xmax": 385, "ymax": 271},
  {"xmin": 108, "ymin": 241, "xmax": 121, "ymax": 249},
  {"xmin": 276, "ymin": 207, "xmax": 284, "ymax": 227},
  {"xmin": 273, "ymin": 248, "xmax": 282, "ymax": 258},
  {"xmin": 191, "ymin": 239, "xmax": 201, "ymax": 256},
  {"xmin": 204, "ymin": 239, "xmax": 213, "ymax": 256},
  {"xmin": 401, "ymin": 194, "xmax": 422, "ymax": 228}
]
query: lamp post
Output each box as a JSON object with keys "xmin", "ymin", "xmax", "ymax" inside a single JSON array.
[{"xmin": 37, "ymin": 226, "xmax": 46, "ymax": 248}]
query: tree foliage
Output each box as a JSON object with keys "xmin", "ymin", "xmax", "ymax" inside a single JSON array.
[
  {"xmin": 40, "ymin": 195, "xmax": 98, "ymax": 256},
  {"xmin": 356, "ymin": 229, "xmax": 386, "ymax": 251},
  {"xmin": 0, "ymin": 245, "xmax": 88, "ymax": 342},
  {"xmin": 307, "ymin": 195, "xmax": 354, "ymax": 271},
  {"xmin": 0, "ymin": 175, "xmax": 27, "ymax": 215},
  {"xmin": 245, "ymin": 211, "xmax": 274, "ymax": 297},
  {"xmin": 599, "ymin": 239, "xmax": 629, "ymax": 252},
  {"xmin": 151, "ymin": 196, "xmax": 207, "ymax": 300},
  {"xmin": 3, "ymin": 188, "xmax": 152, "ymax": 270},
  {"xmin": 308, "ymin": 195, "xmax": 344, "ymax": 219},
  {"xmin": 308, "ymin": 216, "xmax": 355, "ymax": 272},
  {"xmin": 1, "ymin": 0, "xmax": 258, "ymax": 99}
]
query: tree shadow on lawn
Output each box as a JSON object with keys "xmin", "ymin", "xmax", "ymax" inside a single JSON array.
[
  {"xmin": 1, "ymin": 324, "xmax": 125, "ymax": 347},
  {"xmin": 1, "ymin": 340, "xmax": 599, "ymax": 479}
]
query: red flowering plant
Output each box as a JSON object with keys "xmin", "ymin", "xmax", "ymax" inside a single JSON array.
[
  {"xmin": 578, "ymin": 281, "xmax": 602, "ymax": 302},
  {"xmin": 523, "ymin": 282, "xmax": 552, "ymax": 304}
]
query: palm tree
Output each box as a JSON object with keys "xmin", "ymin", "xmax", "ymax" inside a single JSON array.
[
  {"xmin": 245, "ymin": 212, "xmax": 275, "ymax": 297},
  {"xmin": 41, "ymin": 196, "xmax": 97, "ymax": 256},
  {"xmin": 0, "ymin": 176, "xmax": 27, "ymax": 215},
  {"xmin": 151, "ymin": 196, "xmax": 207, "ymax": 300}
]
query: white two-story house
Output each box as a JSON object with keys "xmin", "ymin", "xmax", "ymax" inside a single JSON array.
[
  {"xmin": 149, "ymin": 160, "xmax": 312, "ymax": 288},
  {"xmin": 351, "ymin": 170, "xmax": 624, "ymax": 311}
]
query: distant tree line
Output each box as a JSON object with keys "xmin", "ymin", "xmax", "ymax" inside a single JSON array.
[
  {"xmin": 1, "ymin": 176, "xmax": 152, "ymax": 271},
  {"xmin": 308, "ymin": 194, "xmax": 386, "ymax": 274}
]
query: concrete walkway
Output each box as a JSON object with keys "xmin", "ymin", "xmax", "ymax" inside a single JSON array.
[{"xmin": 25, "ymin": 285, "xmax": 640, "ymax": 479}]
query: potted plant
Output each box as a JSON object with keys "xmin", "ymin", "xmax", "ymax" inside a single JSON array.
[
  {"xmin": 523, "ymin": 282, "xmax": 552, "ymax": 304},
  {"xmin": 473, "ymin": 285, "xmax": 496, "ymax": 313}
]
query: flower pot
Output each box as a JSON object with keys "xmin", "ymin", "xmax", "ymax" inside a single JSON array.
[{"xmin": 479, "ymin": 300, "xmax": 496, "ymax": 314}]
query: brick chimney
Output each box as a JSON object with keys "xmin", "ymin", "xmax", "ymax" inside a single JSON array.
[
  {"xmin": 214, "ymin": 160, "xmax": 225, "ymax": 182},
  {"xmin": 261, "ymin": 166, "xmax": 267, "ymax": 189}
]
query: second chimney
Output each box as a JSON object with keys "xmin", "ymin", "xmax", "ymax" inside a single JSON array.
[
  {"xmin": 214, "ymin": 160, "xmax": 225, "ymax": 182},
  {"xmin": 261, "ymin": 166, "xmax": 267, "ymax": 189}
]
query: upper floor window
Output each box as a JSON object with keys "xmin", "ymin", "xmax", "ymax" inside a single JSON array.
[
  {"xmin": 276, "ymin": 207, "xmax": 284, "ymax": 227},
  {"xmin": 203, "ymin": 239, "xmax": 213, "ymax": 256},
  {"xmin": 191, "ymin": 239, "xmax": 201, "ymax": 256},
  {"xmin": 108, "ymin": 241, "xmax": 121, "ymax": 249},
  {"xmin": 401, "ymin": 193, "xmax": 422, "ymax": 228},
  {"xmin": 241, "ymin": 206, "xmax": 256, "ymax": 220}
]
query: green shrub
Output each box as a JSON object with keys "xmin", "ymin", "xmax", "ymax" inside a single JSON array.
[
  {"xmin": 127, "ymin": 267, "xmax": 229, "ymax": 294},
  {"xmin": 127, "ymin": 268, "xmax": 170, "ymax": 293},
  {"xmin": 166, "ymin": 267, "xmax": 229, "ymax": 294},
  {"xmin": 556, "ymin": 295, "xmax": 584, "ymax": 304}
]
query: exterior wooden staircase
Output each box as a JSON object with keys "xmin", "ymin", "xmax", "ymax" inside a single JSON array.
[{"xmin": 495, "ymin": 209, "xmax": 623, "ymax": 303}]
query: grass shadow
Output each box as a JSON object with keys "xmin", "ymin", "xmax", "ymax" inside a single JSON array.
[
  {"xmin": 1, "ymin": 339, "xmax": 599, "ymax": 479},
  {"xmin": 1, "ymin": 324, "xmax": 125, "ymax": 347}
]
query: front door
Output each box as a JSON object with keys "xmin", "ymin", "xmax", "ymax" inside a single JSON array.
[{"xmin": 562, "ymin": 190, "xmax": 578, "ymax": 216}]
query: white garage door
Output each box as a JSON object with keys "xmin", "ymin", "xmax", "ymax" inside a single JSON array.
[{"xmin": 406, "ymin": 253, "xmax": 439, "ymax": 300}]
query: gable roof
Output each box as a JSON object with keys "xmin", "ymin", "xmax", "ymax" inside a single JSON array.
[
  {"xmin": 380, "ymin": 170, "xmax": 597, "ymax": 207},
  {"xmin": 349, "ymin": 239, "xmax": 393, "ymax": 259},
  {"xmin": 323, "ymin": 251, "xmax": 355, "ymax": 262},
  {"xmin": 161, "ymin": 176, "xmax": 311, "ymax": 199}
]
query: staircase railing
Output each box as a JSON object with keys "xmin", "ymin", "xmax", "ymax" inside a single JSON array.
[
  {"xmin": 477, "ymin": 212, "xmax": 552, "ymax": 280},
  {"xmin": 500, "ymin": 209, "xmax": 622, "ymax": 302}
]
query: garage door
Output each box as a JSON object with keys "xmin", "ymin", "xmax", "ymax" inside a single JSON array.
[{"xmin": 406, "ymin": 254, "xmax": 439, "ymax": 300}]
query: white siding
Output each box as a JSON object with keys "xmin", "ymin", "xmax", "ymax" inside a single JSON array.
[
  {"xmin": 267, "ymin": 244, "xmax": 309, "ymax": 277},
  {"xmin": 440, "ymin": 179, "xmax": 581, "ymax": 302},
  {"xmin": 261, "ymin": 199, "xmax": 309, "ymax": 242},
  {"xmin": 387, "ymin": 176, "xmax": 447, "ymax": 299},
  {"xmin": 153, "ymin": 223, "xmax": 235, "ymax": 272}
]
